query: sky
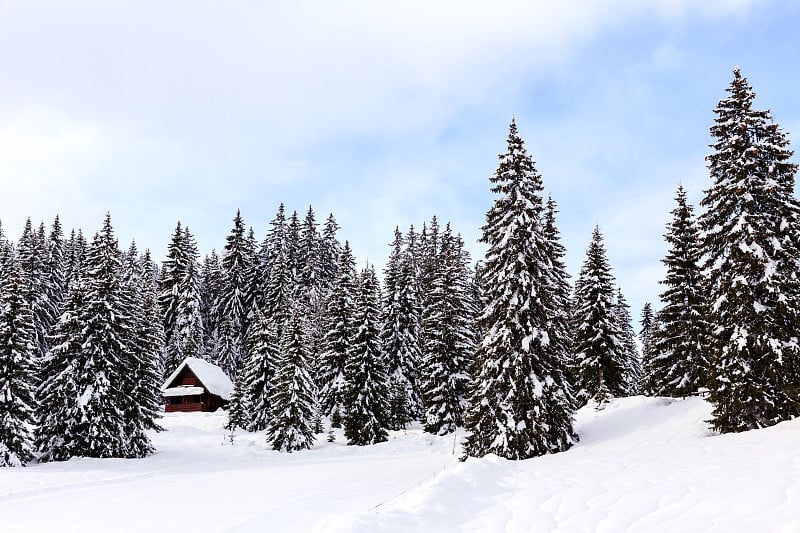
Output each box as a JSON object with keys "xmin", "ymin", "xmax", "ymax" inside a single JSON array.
[{"xmin": 1, "ymin": 0, "xmax": 799, "ymax": 320}]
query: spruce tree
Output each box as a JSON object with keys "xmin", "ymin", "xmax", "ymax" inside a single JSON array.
[
  {"xmin": 225, "ymin": 376, "xmax": 250, "ymax": 432},
  {"xmin": 159, "ymin": 222, "xmax": 185, "ymax": 352},
  {"xmin": 571, "ymin": 226, "xmax": 627, "ymax": 404},
  {"xmin": 262, "ymin": 205, "xmax": 294, "ymax": 344},
  {"xmin": 160, "ymin": 227, "xmax": 205, "ymax": 376},
  {"xmin": 319, "ymin": 213, "xmax": 342, "ymax": 295},
  {"xmin": 297, "ymin": 206, "xmax": 326, "ymax": 409},
  {"xmin": 75, "ymin": 217, "xmax": 132, "ymax": 457},
  {"xmin": 318, "ymin": 242, "xmax": 357, "ymax": 427},
  {"xmin": 217, "ymin": 210, "xmax": 253, "ymax": 378},
  {"xmin": 159, "ymin": 223, "xmax": 204, "ymax": 375},
  {"xmin": 216, "ymin": 316, "xmax": 243, "ymax": 383},
  {"xmin": 463, "ymin": 119, "xmax": 576, "ymax": 460},
  {"xmin": 541, "ymin": 196, "xmax": 577, "ymax": 406},
  {"xmin": 200, "ymin": 250, "xmax": 225, "ymax": 360},
  {"xmin": 381, "ymin": 227, "xmax": 423, "ymax": 429},
  {"xmin": 298, "ymin": 206, "xmax": 322, "ymax": 312},
  {"xmin": 38, "ymin": 215, "xmax": 142, "ymax": 459},
  {"xmin": 35, "ymin": 279, "xmax": 86, "ymax": 461},
  {"xmin": 420, "ymin": 225, "xmax": 474, "ymax": 435},
  {"xmin": 267, "ymin": 303, "xmax": 316, "ymax": 452},
  {"xmin": 638, "ymin": 302, "xmax": 656, "ymax": 394},
  {"xmin": 138, "ymin": 249, "xmax": 167, "ymax": 411},
  {"xmin": 0, "ymin": 222, "xmax": 13, "ymax": 289},
  {"xmin": 650, "ymin": 186, "xmax": 710, "ymax": 397},
  {"xmin": 613, "ymin": 288, "xmax": 643, "ymax": 395},
  {"xmin": 40, "ymin": 216, "xmax": 67, "ymax": 361},
  {"xmin": 699, "ymin": 68, "xmax": 800, "ymax": 432},
  {"xmin": 343, "ymin": 265, "xmax": 389, "ymax": 446},
  {"xmin": 16, "ymin": 218, "xmax": 49, "ymax": 365},
  {"xmin": 0, "ymin": 262, "xmax": 36, "ymax": 466},
  {"xmin": 241, "ymin": 309, "xmax": 280, "ymax": 431},
  {"xmin": 119, "ymin": 242, "xmax": 161, "ymax": 456},
  {"xmin": 65, "ymin": 229, "xmax": 87, "ymax": 289}
]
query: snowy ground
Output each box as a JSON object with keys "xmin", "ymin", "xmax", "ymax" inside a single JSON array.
[{"xmin": 1, "ymin": 397, "xmax": 799, "ymax": 532}]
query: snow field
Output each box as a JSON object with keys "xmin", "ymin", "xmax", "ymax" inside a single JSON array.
[
  {"xmin": 0, "ymin": 397, "xmax": 798, "ymax": 532},
  {"xmin": 0, "ymin": 413, "xmax": 457, "ymax": 532},
  {"xmin": 324, "ymin": 397, "xmax": 800, "ymax": 532}
]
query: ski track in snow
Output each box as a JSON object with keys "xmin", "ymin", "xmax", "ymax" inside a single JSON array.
[{"xmin": 1, "ymin": 398, "xmax": 799, "ymax": 532}]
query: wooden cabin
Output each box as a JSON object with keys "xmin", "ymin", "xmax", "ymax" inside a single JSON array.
[{"xmin": 162, "ymin": 357, "xmax": 233, "ymax": 413}]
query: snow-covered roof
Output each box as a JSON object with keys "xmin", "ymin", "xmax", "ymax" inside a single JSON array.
[
  {"xmin": 161, "ymin": 357, "xmax": 233, "ymax": 401},
  {"xmin": 163, "ymin": 386, "xmax": 205, "ymax": 397}
]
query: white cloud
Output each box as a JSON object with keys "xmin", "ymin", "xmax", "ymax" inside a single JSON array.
[{"xmin": 0, "ymin": 0, "xmax": 766, "ymax": 287}]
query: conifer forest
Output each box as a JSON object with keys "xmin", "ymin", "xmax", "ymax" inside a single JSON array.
[{"xmin": 2, "ymin": 67, "xmax": 800, "ymax": 468}]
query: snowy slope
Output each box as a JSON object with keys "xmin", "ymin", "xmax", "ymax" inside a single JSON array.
[
  {"xmin": 0, "ymin": 397, "xmax": 798, "ymax": 532},
  {"xmin": 324, "ymin": 397, "xmax": 800, "ymax": 532}
]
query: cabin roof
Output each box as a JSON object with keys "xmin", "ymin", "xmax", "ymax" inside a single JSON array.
[{"xmin": 161, "ymin": 358, "xmax": 233, "ymax": 401}]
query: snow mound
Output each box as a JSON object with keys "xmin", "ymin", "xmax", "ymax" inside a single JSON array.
[{"xmin": 322, "ymin": 396, "xmax": 800, "ymax": 532}]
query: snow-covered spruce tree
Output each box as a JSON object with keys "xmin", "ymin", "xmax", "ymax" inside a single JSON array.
[
  {"xmin": 405, "ymin": 224, "xmax": 420, "ymax": 284},
  {"xmin": 165, "ymin": 228, "xmax": 205, "ymax": 376},
  {"xmin": 297, "ymin": 206, "xmax": 326, "ymax": 416},
  {"xmin": 159, "ymin": 222, "xmax": 185, "ymax": 358},
  {"xmin": 180, "ymin": 228, "xmax": 205, "ymax": 348},
  {"xmin": 74, "ymin": 216, "xmax": 133, "ymax": 457},
  {"xmin": 65, "ymin": 229, "xmax": 87, "ymax": 290},
  {"xmin": 266, "ymin": 302, "xmax": 316, "ymax": 452},
  {"xmin": 298, "ymin": 206, "xmax": 322, "ymax": 317},
  {"xmin": 649, "ymin": 185, "xmax": 710, "ymax": 398},
  {"xmin": 287, "ymin": 210, "xmax": 302, "ymax": 286},
  {"xmin": 35, "ymin": 278, "xmax": 86, "ymax": 461},
  {"xmin": 613, "ymin": 288, "xmax": 643, "ymax": 395},
  {"xmin": 245, "ymin": 227, "xmax": 260, "ymax": 317},
  {"xmin": 0, "ymin": 222, "xmax": 13, "ymax": 288},
  {"xmin": 463, "ymin": 119, "xmax": 576, "ymax": 460},
  {"xmin": 416, "ymin": 217, "xmax": 440, "ymax": 358},
  {"xmin": 318, "ymin": 242, "xmax": 357, "ymax": 428},
  {"xmin": 200, "ymin": 250, "xmax": 225, "ymax": 360},
  {"xmin": 16, "ymin": 218, "xmax": 50, "ymax": 367},
  {"xmin": 418, "ymin": 217, "xmax": 440, "ymax": 304},
  {"xmin": 638, "ymin": 302, "xmax": 656, "ymax": 394},
  {"xmin": 0, "ymin": 262, "xmax": 36, "ymax": 466},
  {"xmin": 225, "ymin": 376, "xmax": 250, "ymax": 432},
  {"xmin": 38, "ymin": 215, "xmax": 144, "ymax": 459},
  {"xmin": 159, "ymin": 223, "xmax": 204, "ymax": 375},
  {"xmin": 319, "ymin": 213, "xmax": 342, "ymax": 296},
  {"xmin": 119, "ymin": 242, "xmax": 162, "ymax": 456},
  {"xmin": 42, "ymin": 216, "xmax": 67, "ymax": 354},
  {"xmin": 313, "ymin": 212, "xmax": 343, "ymax": 421},
  {"xmin": 420, "ymin": 224, "xmax": 474, "ymax": 435},
  {"xmin": 216, "ymin": 315, "xmax": 243, "ymax": 383},
  {"xmin": 240, "ymin": 309, "xmax": 280, "ymax": 431},
  {"xmin": 262, "ymin": 205, "xmax": 295, "ymax": 345},
  {"xmin": 217, "ymin": 210, "xmax": 255, "ymax": 379},
  {"xmin": 699, "ymin": 68, "xmax": 800, "ymax": 432},
  {"xmin": 343, "ymin": 264, "xmax": 389, "ymax": 446},
  {"xmin": 571, "ymin": 226, "xmax": 627, "ymax": 405},
  {"xmin": 541, "ymin": 196, "xmax": 578, "ymax": 406},
  {"xmin": 381, "ymin": 227, "xmax": 423, "ymax": 429},
  {"xmin": 139, "ymin": 249, "xmax": 166, "ymax": 399}
]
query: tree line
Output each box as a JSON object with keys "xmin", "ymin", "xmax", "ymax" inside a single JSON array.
[{"xmin": 0, "ymin": 67, "xmax": 797, "ymax": 465}]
